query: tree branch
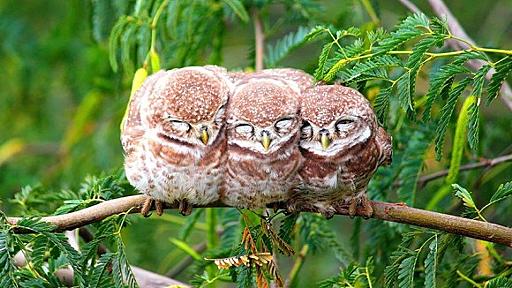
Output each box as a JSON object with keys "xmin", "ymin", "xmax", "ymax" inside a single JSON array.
[
  {"xmin": 6, "ymin": 195, "xmax": 512, "ymax": 247},
  {"xmin": 398, "ymin": 0, "xmax": 512, "ymax": 110},
  {"xmin": 417, "ymin": 153, "xmax": 512, "ymax": 187},
  {"xmin": 252, "ymin": 8, "xmax": 264, "ymax": 72}
]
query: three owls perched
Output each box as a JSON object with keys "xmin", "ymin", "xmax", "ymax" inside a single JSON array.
[{"xmin": 121, "ymin": 66, "xmax": 392, "ymax": 218}]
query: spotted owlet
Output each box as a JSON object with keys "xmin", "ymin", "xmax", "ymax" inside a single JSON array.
[
  {"xmin": 221, "ymin": 77, "xmax": 303, "ymax": 208},
  {"xmin": 121, "ymin": 66, "xmax": 232, "ymax": 216},
  {"xmin": 288, "ymin": 84, "xmax": 392, "ymax": 218}
]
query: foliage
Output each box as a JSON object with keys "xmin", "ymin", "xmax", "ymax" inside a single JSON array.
[{"xmin": 1, "ymin": 0, "xmax": 512, "ymax": 287}]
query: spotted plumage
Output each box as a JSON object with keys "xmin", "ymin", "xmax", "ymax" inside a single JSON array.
[
  {"xmin": 288, "ymin": 84, "xmax": 392, "ymax": 218},
  {"xmin": 221, "ymin": 76, "xmax": 303, "ymax": 208},
  {"xmin": 121, "ymin": 66, "xmax": 232, "ymax": 215}
]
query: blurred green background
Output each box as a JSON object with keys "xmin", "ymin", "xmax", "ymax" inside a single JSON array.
[{"xmin": 1, "ymin": 0, "xmax": 511, "ymax": 285}]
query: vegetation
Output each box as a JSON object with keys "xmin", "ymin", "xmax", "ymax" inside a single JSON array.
[{"xmin": 1, "ymin": 0, "xmax": 511, "ymax": 287}]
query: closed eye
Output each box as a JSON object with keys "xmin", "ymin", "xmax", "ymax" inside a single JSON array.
[
  {"xmin": 169, "ymin": 120, "xmax": 191, "ymax": 132},
  {"xmin": 275, "ymin": 117, "xmax": 294, "ymax": 132},
  {"xmin": 300, "ymin": 121, "xmax": 312, "ymax": 139},
  {"xmin": 234, "ymin": 124, "xmax": 254, "ymax": 135},
  {"xmin": 335, "ymin": 118, "xmax": 355, "ymax": 131}
]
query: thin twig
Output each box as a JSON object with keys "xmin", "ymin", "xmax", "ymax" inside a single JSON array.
[
  {"xmin": 252, "ymin": 8, "xmax": 264, "ymax": 72},
  {"xmin": 417, "ymin": 153, "xmax": 512, "ymax": 187},
  {"xmin": 285, "ymin": 244, "xmax": 309, "ymax": 287},
  {"xmin": 6, "ymin": 195, "xmax": 512, "ymax": 247},
  {"xmin": 398, "ymin": 0, "xmax": 512, "ymax": 110}
]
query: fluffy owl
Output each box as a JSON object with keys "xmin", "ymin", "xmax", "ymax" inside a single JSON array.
[
  {"xmin": 230, "ymin": 68, "xmax": 314, "ymax": 92},
  {"xmin": 221, "ymin": 77, "xmax": 303, "ymax": 208},
  {"xmin": 260, "ymin": 68, "xmax": 314, "ymax": 92},
  {"xmin": 288, "ymin": 84, "xmax": 392, "ymax": 218},
  {"xmin": 121, "ymin": 66, "xmax": 232, "ymax": 216}
]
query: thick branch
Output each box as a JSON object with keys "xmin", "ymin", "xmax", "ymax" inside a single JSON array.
[
  {"xmin": 252, "ymin": 8, "xmax": 264, "ymax": 72},
  {"xmin": 6, "ymin": 195, "xmax": 512, "ymax": 247},
  {"xmin": 417, "ymin": 153, "xmax": 512, "ymax": 187},
  {"xmin": 398, "ymin": 0, "xmax": 512, "ymax": 110}
]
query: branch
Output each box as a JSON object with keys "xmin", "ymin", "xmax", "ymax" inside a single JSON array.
[
  {"xmin": 6, "ymin": 195, "xmax": 512, "ymax": 247},
  {"xmin": 417, "ymin": 153, "xmax": 512, "ymax": 187},
  {"xmin": 252, "ymin": 8, "xmax": 264, "ymax": 72},
  {"xmin": 398, "ymin": 0, "xmax": 512, "ymax": 110}
]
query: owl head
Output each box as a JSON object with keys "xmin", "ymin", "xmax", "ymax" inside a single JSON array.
[
  {"xmin": 299, "ymin": 85, "xmax": 377, "ymax": 156},
  {"xmin": 227, "ymin": 77, "xmax": 301, "ymax": 154},
  {"xmin": 140, "ymin": 66, "xmax": 231, "ymax": 147}
]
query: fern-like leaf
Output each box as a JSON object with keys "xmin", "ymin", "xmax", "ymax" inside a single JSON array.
[
  {"xmin": 266, "ymin": 26, "xmax": 314, "ymax": 67},
  {"xmin": 434, "ymin": 77, "xmax": 472, "ymax": 160},
  {"xmin": 424, "ymin": 235, "xmax": 438, "ymax": 288},
  {"xmin": 486, "ymin": 57, "xmax": 512, "ymax": 105}
]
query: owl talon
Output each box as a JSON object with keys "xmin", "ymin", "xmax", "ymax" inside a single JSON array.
[
  {"xmin": 155, "ymin": 200, "xmax": 164, "ymax": 216},
  {"xmin": 348, "ymin": 200, "xmax": 357, "ymax": 218},
  {"xmin": 359, "ymin": 197, "xmax": 373, "ymax": 219},
  {"xmin": 179, "ymin": 200, "xmax": 193, "ymax": 216},
  {"xmin": 141, "ymin": 197, "xmax": 153, "ymax": 217}
]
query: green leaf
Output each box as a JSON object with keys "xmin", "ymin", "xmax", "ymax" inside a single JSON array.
[
  {"xmin": 487, "ymin": 57, "xmax": 512, "ymax": 105},
  {"xmin": 374, "ymin": 86, "xmax": 392, "ymax": 125},
  {"xmin": 434, "ymin": 77, "xmax": 472, "ymax": 160},
  {"xmin": 376, "ymin": 13, "xmax": 430, "ymax": 53},
  {"xmin": 467, "ymin": 101, "xmax": 480, "ymax": 151},
  {"xmin": 397, "ymin": 254, "xmax": 418, "ymax": 288},
  {"xmin": 445, "ymin": 95, "xmax": 477, "ymax": 183},
  {"xmin": 452, "ymin": 184, "xmax": 476, "ymax": 209},
  {"xmin": 489, "ymin": 181, "xmax": 512, "ymax": 204},
  {"xmin": 314, "ymin": 41, "xmax": 335, "ymax": 80},
  {"xmin": 266, "ymin": 26, "xmax": 314, "ymax": 67},
  {"xmin": 278, "ymin": 213, "xmax": 298, "ymax": 244},
  {"xmin": 222, "ymin": 0, "xmax": 249, "ymax": 22},
  {"xmin": 89, "ymin": 253, "xmax": 115, "ymax": 288},
  {"xmin": 179, "ymin": 208, "xmax": 204, "ymax": 241},
  {"xmin": 397, "ymin": 127, "xmax": 432, "ymax": 206},
  {"xmin": 170, "ymin": 238, "xmax": 202, "ymax": 260},
  {"xmin": 384, "ymin": 233, "xmax": 415, "ymax": 288},
  {"xmin": 112, "ymin": 238, "xmax": 137, "ymax": 288},
  {"xmin": 397, "ymin": 73, "xmax": 414, "ymax": 114},
  {"xmin": 424, "ymin": 235, "xmax": 438, "ymax": 288},
  {"xmin": 487, "ymin": 277, "xmax": 512, "ymax": 288},
  {"xmin": 304, "ymin": 25, "xmax": 328, "ymax": 42},
  {"xmin": 424, "ymin": 64, "xmax": 468, "ymax": 121}
]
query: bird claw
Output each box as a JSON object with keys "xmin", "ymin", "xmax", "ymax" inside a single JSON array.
[
  {"xmin": 347, "ymin": 195, "xmax": 373, "ymax": 219},
  {"xmin": 141, "ymin": 197, "xmax": 165, "ymax": 217},
  {"xmin": 179, "ymin": 199, "xmax": 193, "ymax": 216}
]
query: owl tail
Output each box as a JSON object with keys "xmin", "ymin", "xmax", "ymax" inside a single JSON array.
[{"xmin": 376, "ymin": 126, "xmax": 392, "ymax": 166}]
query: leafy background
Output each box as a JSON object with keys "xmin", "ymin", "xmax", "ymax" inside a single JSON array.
[{"xmin": 1, "ymin": 0, "xmax": 511, "ymax": 287}]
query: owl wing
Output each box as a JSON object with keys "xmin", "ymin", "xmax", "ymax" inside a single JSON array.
[
  {"xmin": 376, "ymin": 126, "xmax": 392, "ymax": 166},
  {"xmin": 120, "ymin": 70, "xmax": 167, "ymax": 154}
]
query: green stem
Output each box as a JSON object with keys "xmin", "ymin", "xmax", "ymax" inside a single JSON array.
[
  {"xmin": 286, "ymin": 244, "xmax": 309, "ymax": 287},
  {"xmin": 205, "ymin": 208, "xmax": 218, "ymax": 287}
]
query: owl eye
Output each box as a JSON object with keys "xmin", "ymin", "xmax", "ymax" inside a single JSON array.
[
  {"xmin": 275, "ymin": 117, "xmax": 294, "ymax": 133},
  {"xmin": 335, "ymin": 118, "xmax": 355, "ymax": 131},
  {"xmin": 234, "ymin": 124, "xmax": 254, "ymax": 136},
  {"xmin": 300, "ymin": 122, "xmax": 313, "ymax": 139},
  {"xmin": 214, "ymin": 106, "xmax": 225, "ymax": 125},
  {"xmin": 169, "ymin": 120, "xmax": 191, "ymax": 132}
]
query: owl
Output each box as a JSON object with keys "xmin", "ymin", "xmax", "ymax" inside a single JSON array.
[
  {"xmin": 121, "ymin": 66, "xmax": 232, "ymax": 216},
  {"xmin": 230, "ymin": 68, "xmax": 314, "ymax": 92},
  {"xmin": 260, "ymin": 68, "xmax": 314, "ymax": 92},
  {"xmin": 288, "ymin": 84, "xmax": 392, "ymax": 218},
  {"xmin": 221, "ymin": 77, "xmax": 303, "ymax": 209}
]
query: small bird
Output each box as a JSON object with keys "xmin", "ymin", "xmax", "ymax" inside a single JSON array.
[
  {"xmin": 221, "ymin": 76, "xmax": 303, "ymax": 209},
  {"xmin": 260, "ymin": 68, "xmax": 314, "ymax": 92},
  {"xmin": 289, "ymin": 84, "xmax": 392, "ymax": 218},
  {"xmin": 121, "ymin": 66, "xmax": 232, "ymax": 216}
]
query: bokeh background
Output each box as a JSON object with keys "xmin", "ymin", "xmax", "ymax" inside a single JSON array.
[{"xmin": 1, "ymin": 0, "xmax": 511, "ymax": 285}]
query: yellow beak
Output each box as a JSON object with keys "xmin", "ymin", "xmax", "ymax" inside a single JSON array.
[
  {"xmin": 261, "ymin": 133, "xmax": 271, "ymax": 151},
  {"xmin": 201, "ymin": 128, "xmax": 209, "ymax": 145},
  {"xmin": 321, "ymin": 133, "xmax": 330, "ymax": 150}
]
